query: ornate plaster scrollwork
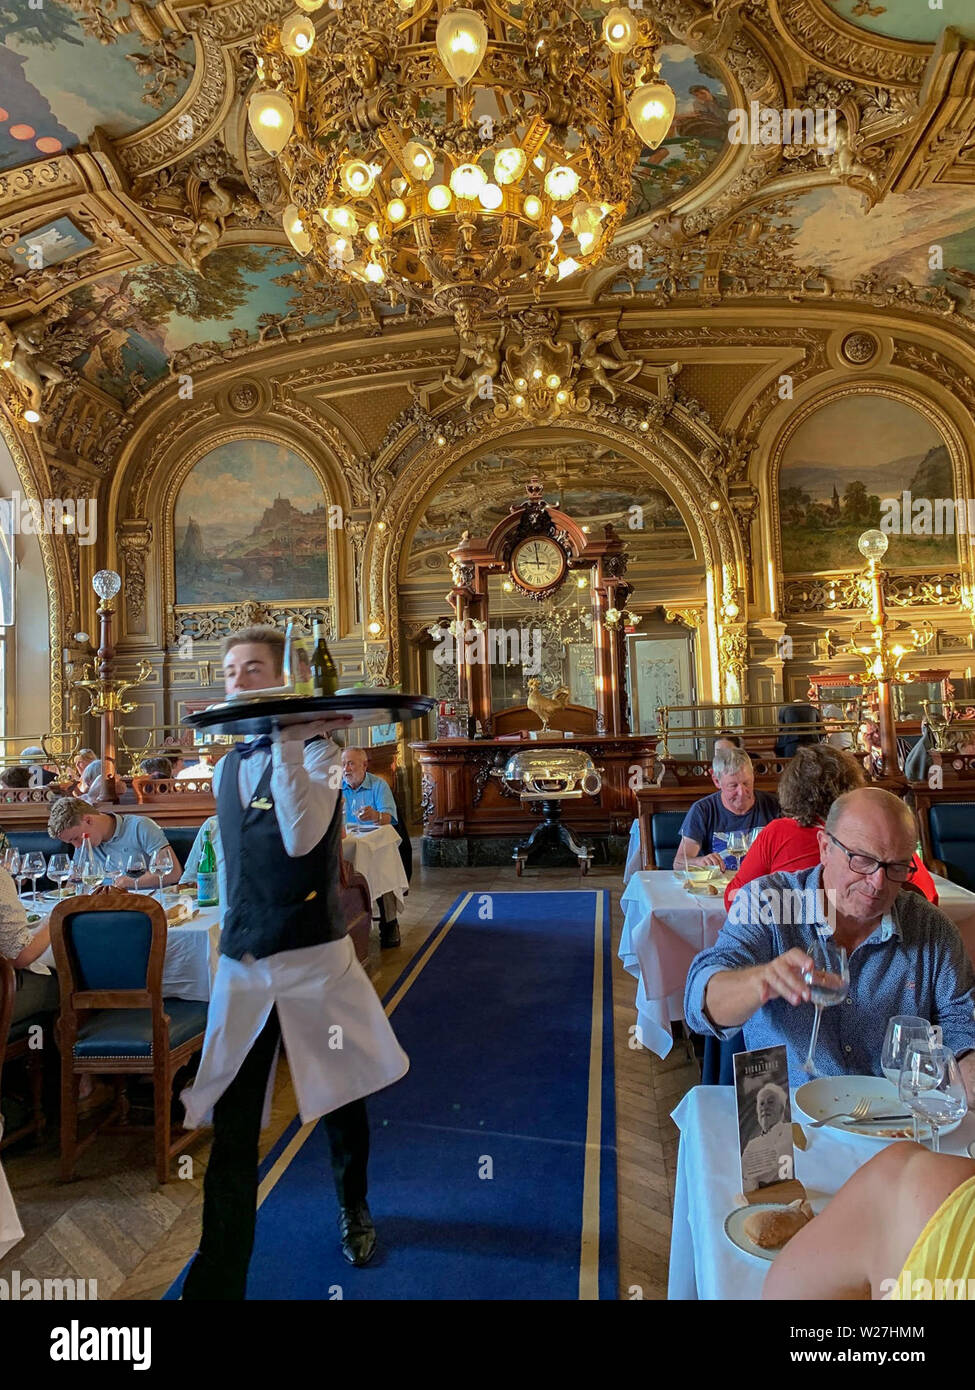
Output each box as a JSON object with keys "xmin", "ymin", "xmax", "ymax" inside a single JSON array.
[{"xmin": 117, "ymin": 520, "xmax": 153, "ymax": 634}]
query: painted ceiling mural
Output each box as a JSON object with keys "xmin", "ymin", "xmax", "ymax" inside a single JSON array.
[
  {"xmin": 51, "ymin": 246, "xmax": 343, "ymax": 403},
  {"xmin": 407, "ymin": 447, "xmax": 696, "ymax": 580},
  {"xmin": 823, "ymin": 0, "xmax": 968, "ymax": 43},
  {"xmin": 0, "ymin": 0, "xmax": 192, "ymax": 171}
]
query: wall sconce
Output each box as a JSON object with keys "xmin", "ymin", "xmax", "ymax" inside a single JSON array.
[{"xmin": 366, "ymin": 617, "xmax": 384, "ymax": 637}]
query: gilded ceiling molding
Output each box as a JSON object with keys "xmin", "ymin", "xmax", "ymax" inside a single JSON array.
[
  {"xmin": 765, "ymin": 379, "xmax": 972, "ymax": 589},
  {"xmin": 880, "ymin": 30, "xmax": 975, "ymax": 193},
  {"xmin": 762, "ymin": 0, "xmax": 930, "ymax": 88},
  {"xmin": 113, "ymin": 31, "xmax": 233, "ymax": 179}
]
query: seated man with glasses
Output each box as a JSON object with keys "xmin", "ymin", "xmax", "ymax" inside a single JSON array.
[{"xmin": 685, "ymin": 787, "xmax": 975, "ymax": 1093}]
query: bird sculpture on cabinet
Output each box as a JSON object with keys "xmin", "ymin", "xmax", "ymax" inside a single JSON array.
[{"xmin": 526, "ymin": 678, "xmax": 571, "ymax": 733}]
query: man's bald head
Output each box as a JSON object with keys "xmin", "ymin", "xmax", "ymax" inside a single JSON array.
[{"xmin": 825, "ymin": 787, "xmax": 917, "ymax": 855}]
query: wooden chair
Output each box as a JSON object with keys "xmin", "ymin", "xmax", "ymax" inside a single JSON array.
[
  {"xmin": 49, "ymin": 891, "xmax": 208, "ymax": 1184},
  {"xmin": 0, "ymin": 957, "xmax": 46, "ymax": 1150}
]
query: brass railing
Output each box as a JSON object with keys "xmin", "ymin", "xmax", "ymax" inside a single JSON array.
[{"xmin": 654, "ymin": 701, "xmax": 861, "ymax": 759}]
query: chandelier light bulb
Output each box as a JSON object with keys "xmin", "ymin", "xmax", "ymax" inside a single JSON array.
[
  {"xmin": 23, "ymin": 408, "xmax": 41, "ymax": 424},
  {"xmin": 403, "ymin": 141, "xmax": 436, "ymax": 181},
  {"xmin": 386, "ymin": 198, "xmax": 408, "ymax": 222},
  {"xmin": 478, "ymin": 182, "xmax": 503, "ymax": 209},
  {"xmin": 546, "ymin": 373, "xmax": 561, "ymax": 389},
  {"xmin": 340, "ymin": 159, "xmax": 376, "ymax": 196},
  {"xmin": 556, "ymin": 390, "xmax": 569, "ymax": 403},
  {"xmin": 449, "ymin": 162, "xmax": 487, "ymax": 199},
  {"xmin": 247, "ymin": 91, "xmax": 295, "ymax": 155},
  {"xmin": 365, "ymin": 220, "xmax": 381, "ymax": 243},
  {"xmin": 391, "ymin": 176, "xmax": 408, "ymax": 197},
  {"xmin": 282, "ymin": 203, "xmax": 312, "ymax": 255},
  {"xmin": 531, "ymin": 367, "xmax": 543, "ymax": 380},
  {"xmin": 323, "ymin": 204, "xmax": 358, "ymax": 235},
  {"xmin": 326, "ymin": 232, "xmax": 354, "ymax": 262},
  {"xmin": 294, "ymin": 0, "xmax": 324, "ymax": 10},
  {"xmin": 494, "ymin": 147, "xmax": 526, "ymax": 184},
  {"xmin": 523, "ymin": 195, "xmax": 542, "ymax": 219},
  {"xmin": 544, "ymin": 165, "xmax": 580, "ymax": 200},
  {"xmin": 427, "ymin": 183, "xmax": 453, "ymax": 211},
  {"xmin": 602, "ymin": 7, "xmax": 636, "ymax": 52},
  {"xmin": 364, "ymin": 261, "xmax": 386, "ymax": 283},
  {"xmin": 514, "ymin": 376, "xmax": 527, "ymax": 390},
  {"xmin": 550, "ymin": 214, "xmax": 563, "ymax": 239},
  {"xmin": 395, "ymin": 0, "xmax": 416, "ymax": 8},
  {"xmin": 627, "ymin": 78, "xmax": 677, "ymax": 149},
  {"xmin": 557, "ymin": 256, "xmax": 581, "ymax": 279},
  {"xmin": 280, "ymin": 14, "xmax": 316, "ymax": 56},
  {"xmin": 436, "ymin": 8, "xmax": 489, "ymax": 87},
  {"xmin": 513, "ymin": 394, "xmax": 526, "ymax": 407}
]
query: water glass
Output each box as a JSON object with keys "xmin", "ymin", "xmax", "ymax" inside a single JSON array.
[
  {"xmin": 882, "ymin": 1016, "xmax": 933, "ymax": 1142},
  {"xmin": 898, "ymin": 1043, "xmax": 968, "ymax": 1153},
  {"xmin": 149, "ymin": 846, "xmax": 174, "ymax": 900},
  {"xmin": 801, "ymin": 936, "xmax": 849, "ymax": 1076},
  {"xmin": 23, "ymin": 851, "xmax": 46, "ymax": 905},
  {"xmin": 48, "ymin": 852, "xmax": 71, "ymax": 901}
]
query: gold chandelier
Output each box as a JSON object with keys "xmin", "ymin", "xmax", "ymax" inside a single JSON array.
[{"xmin": 247, "ymin": 0, "xmax": 676, "ymax": 329}]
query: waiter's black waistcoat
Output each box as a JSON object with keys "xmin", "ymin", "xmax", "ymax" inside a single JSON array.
[{"xmin": 217, "ymin": 748, "xmax": 345, "ymax": 961}]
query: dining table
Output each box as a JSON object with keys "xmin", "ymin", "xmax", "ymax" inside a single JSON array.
[
  {"xmin": 24, "ymin": 894, "xmax": 222, "ymax": 1003},
  {"xmin": 620, "ymin": 870, "xmax": 975, "ymax": 1059},
  {"xmin": 669, "ymin": 1082, "xmax": 975, "ymax": 1299},
  {"xmin": 342, "ymin": 823, "xmax": 408, "ymax": 916}
]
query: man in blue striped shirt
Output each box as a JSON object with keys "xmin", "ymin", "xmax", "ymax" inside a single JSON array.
[{"xmin": 685, "ymin": 788, "xmax": 975, "ymax": 1093}]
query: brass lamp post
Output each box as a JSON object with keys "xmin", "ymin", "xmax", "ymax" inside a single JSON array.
[{"xmin": 71, "ymin": 570, "xmax": 152, "ymax": 801}]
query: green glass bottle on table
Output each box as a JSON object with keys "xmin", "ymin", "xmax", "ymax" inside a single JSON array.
[
  {"xmin": 311, "ymin": 620, "xmax": 338, "ymax": 697},
  {"xmin": 197, "ymin": 828, "xmax": 219, "ymax": 908}
]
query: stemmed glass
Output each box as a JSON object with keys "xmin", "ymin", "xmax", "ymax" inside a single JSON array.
[
  {"xmin": 23, "ymin": 851, "xmax": 46, "ymax": 905},
  {"xmin": 12, "ymin": 853, "xmax": 29, "ymax": 900},
  {"xmin": 801, "ymin": 936, "xmax": 850, "ymax": 1076},
  {"xmin": 149, "ymin": 847, "xmax": 173, "ymax": 901},
  {"xmin": 48, "ymin": 852, "xmax": 71, "ymax": 901},
  {"xmin": 102, "ymin": 852, "xmax": 123, "ymax": 889},
  {"xmin": 882, "ymin": 1016, "xmax": 933, "ymax": 1143},
  {"xmin": 725, "ymin": 831, "xmax": 749, "ymax": 872},
  {"xmin": 0, "ymin": 846, "xmax": 18, "ymax": 879},
  {"xmin": 125, "ymin": 853, "xmax": 147, "ymax": 891},
  {"xmin": 899, "ymin": 1042, "xmax": 968, "ymax": 1153}
]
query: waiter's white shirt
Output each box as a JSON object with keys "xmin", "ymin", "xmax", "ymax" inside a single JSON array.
[{"xmin": 182, "ymin": 734, "xmax": 408, "ymax": 1129}]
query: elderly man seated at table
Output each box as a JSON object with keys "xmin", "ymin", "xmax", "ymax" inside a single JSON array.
[
  {"xmin": 47, "ymin": 797, "xmax": 182, "ymax": 889},
  {"xmin": 674, "ymin": 746, "xmax": 779, "ymax": 870},
  {"xmin": 341, "ymin": 747, "xmax": 400, "ymax": 949},
  {"xmin": 685, "ymin": 787, "xmax": 975, "ymax": 1093}
]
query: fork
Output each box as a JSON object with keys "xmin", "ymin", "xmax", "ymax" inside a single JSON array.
[{"xmin": 808, "ymin": 1098, "xmax": 873, "ymax": 1127}]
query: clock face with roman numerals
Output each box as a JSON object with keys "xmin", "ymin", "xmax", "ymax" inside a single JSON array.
[{"xmin": 510, "ymin": 536, "xmax": 567, "ymax": 594}]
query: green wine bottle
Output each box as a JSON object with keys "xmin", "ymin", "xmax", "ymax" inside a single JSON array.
[
  {"xmin": 311, "ymin": 620, "xmax": 338, "ymax": 697},
  {"xmin": 197, "ymin": 828, "xmax": 219, "ymax": 908}
]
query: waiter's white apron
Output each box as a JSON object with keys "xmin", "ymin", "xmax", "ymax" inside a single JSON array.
[{"xmin": 182, "ymin": 935, "xmax": 408, "ymax": 1129}]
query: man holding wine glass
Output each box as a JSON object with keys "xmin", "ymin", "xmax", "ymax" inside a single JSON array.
[
  {"xmin": 685, "ymin": 787, "xmax": 975, "ymax": 1093},
  {"xmin": 46, "ymin": 799, "xmax": 182, "ymax": 891}
]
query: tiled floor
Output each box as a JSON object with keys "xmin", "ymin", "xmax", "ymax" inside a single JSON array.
[{"xmin": 0, "ymin": 860, "xmax": 699, "ymax": 1299}]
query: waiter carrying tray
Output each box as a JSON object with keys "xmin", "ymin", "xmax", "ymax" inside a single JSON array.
[{"xmin": 181, "ymin": 624, "xmax": 409, "ymax": 1299}]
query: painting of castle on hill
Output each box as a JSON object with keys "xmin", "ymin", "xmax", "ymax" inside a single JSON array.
[
  {"xmin": 175, "ymin": 440, "xmax": 329, "ymax": 605},
  {"xmin": 778, "ymin": 395, "xmax": 956, "ymax": 574}
]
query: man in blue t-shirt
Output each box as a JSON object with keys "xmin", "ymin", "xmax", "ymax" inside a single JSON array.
[{"xmin": 675, "ymin": 747, "xmax": 779, "ymax": 870}]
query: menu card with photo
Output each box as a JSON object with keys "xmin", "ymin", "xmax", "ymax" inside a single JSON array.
[{"xmin": 734, "ymin": 1045, "xmax": 803, "ymax": 1204}]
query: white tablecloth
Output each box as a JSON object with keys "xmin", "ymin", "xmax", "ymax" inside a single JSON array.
[
  {"xmin": 343, "ymin": 824, "xmax": 408, "ymax": 915},
  {"xmin": 670, "ymin": 1084, "xmax": 975, "ymax": 1299},
  {"xmin": 620, "ymin": 871, "xmax": 975, "ymax": 1060},
  {"xmin": 623, "ymin": 819, "xmax": 642, "ymax": 887},
  {"xmin": 28, "ymin": 899, "xmax": 222, "ymax": 1003}
]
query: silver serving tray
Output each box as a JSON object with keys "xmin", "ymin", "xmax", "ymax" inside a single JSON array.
[{"xmin": 183, "ymin": 692, "xmax": 435, "ymax": 736}]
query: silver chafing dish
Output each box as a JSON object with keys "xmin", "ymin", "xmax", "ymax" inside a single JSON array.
[{"xmin": 501, "ymin": 748, "xmax": 602, "ymax": 800}]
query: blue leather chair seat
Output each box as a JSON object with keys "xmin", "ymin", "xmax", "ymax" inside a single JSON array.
[
  {"xmin": 164, "ymin": 827, "xmax": 203, "ymax": 870},
  {"xmin": 928, "ymin": 803, "xmax": 975, "ymax": 892},
  {"xmin": 72, "ymin": 998, "xmax": 208, "ymax": 1058},
  {"xmin": 651, "ymin": 812, "xmax": 685, "ymax": 870}
]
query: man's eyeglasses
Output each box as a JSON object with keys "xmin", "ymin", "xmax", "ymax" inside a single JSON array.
[{"xmin": 826, "ymin": 831, "xmax": 916, "ymax": 883}]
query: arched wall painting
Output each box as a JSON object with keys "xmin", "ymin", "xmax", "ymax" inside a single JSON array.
[
  {"xmin": 778, "ymin": 395, "xmax": 954, "ymax": 574},
  {"xmin": 174, "ymin": 440, "xmax": 329, "ymax": 605}
]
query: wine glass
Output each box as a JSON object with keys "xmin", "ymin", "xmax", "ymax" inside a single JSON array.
[
  {"xmin": 801, "ymin": 936, "xmax": 850, "ymax": 1076},
  {"xmin": 23, "ymin": 851, "xmax": 46, "ymax": 905},
  {"xmin": 79, "ymin": 852, "xmax": 103, "ymax": 897},
  {"xmin": 0, "ymin": 846, "xmax": 18, "ymax": 878},
  {"xmin": 882, "ymin": 1016, "xmax": 933, "ymax": 1143},
  {"xmin": 149, "ymin": 846, "xmax": 173, "ymax": 900},
  {"xmin": 899, "ymin": 1042, "xmax": 968, "ymax": 1153},
  {"xmin": 725, "ymin": 831, "xmax": 749, "ymax": 872},
  {"xmin": 102, "ymin": 852, "xmax": 123, "ymax": 889},
  {"xmin": 125, "ymin": 853, "xmax": 147, "ymax": 891},
  {"xmin": 48, "ymin": 852, "xmax": 71, "ymax": 902}
]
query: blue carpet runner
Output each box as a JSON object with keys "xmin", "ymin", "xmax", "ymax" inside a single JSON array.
[{"xmin": 169, "ymin": 889, "xmax": 617, "ymax": 1300}]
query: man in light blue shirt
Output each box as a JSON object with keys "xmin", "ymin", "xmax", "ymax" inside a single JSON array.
[
  {"xmin": 47, "ymin": 797, "xmax": 181, "ymax": 888},
  {"xmin": 341, "ymin": 747, "xmax": 400, "ymax": 947},
  {"xmin": 685, "ymin": 787, "xmax": 975, "ymax": 1093}
]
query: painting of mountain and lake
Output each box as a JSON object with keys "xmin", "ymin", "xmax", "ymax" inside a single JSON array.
[
  {"xmin": 175, "ymin": 440, "xmax": 329, "ymax": 605},
  {"xmin": 778, "ymin": 395, "xmax": 955, "ymax": 574}
]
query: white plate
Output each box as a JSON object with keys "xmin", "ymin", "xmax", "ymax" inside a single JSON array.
[
  {"xmin": 724, "ymin": 1204, "xmax": 796, "ymax": 1263},
  {"xmin": 794, "ymin": 1075, "xmax": 957, "ymax": 1142}
]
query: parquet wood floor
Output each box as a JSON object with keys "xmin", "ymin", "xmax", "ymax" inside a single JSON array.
[{"xmin": 0, "ymin": 860, "xmax": 699, "ymax": 1299}]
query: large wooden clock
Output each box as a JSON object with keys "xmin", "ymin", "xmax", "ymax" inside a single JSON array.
[{"xmin": 510, "ymin": 535, "xmax": 568, "ymax": 596}]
